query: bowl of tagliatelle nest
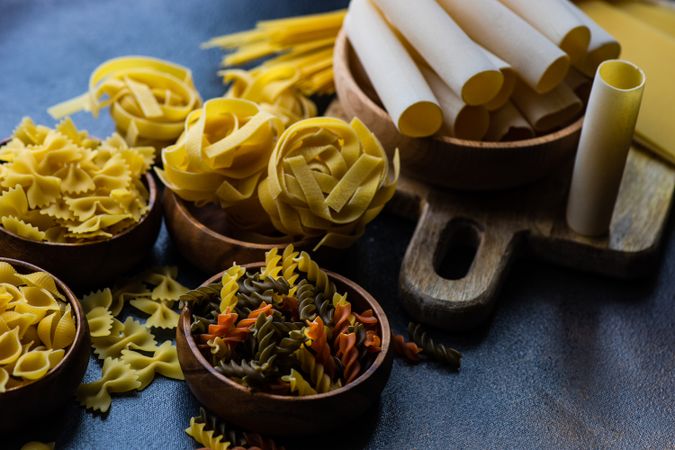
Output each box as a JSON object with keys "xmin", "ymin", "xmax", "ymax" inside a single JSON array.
[
  {"xmin": 0, "ymin": 258, "xmax": 90, "ymax": 433},
  {"xmin": 175, "ymin": 246, "xmax": 393, "ymax": 436},
  {"xmin": 159, "ymin": 97, "xmax": 399, "ymax": 274},
  {"xmin": 0, "ymin": 118, "xmax": 162, "ymax": 289},
  {"xmin": 334, "ymin": 0, "xmax": 624, "ymax": 190}
]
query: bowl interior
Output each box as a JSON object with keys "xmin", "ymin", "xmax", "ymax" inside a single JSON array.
[{"xmin": 180, "ymin": 262, "xmax": 391, "ymax": 401}]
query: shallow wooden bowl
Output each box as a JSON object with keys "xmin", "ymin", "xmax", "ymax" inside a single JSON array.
[
  {"xmin": 163, "ymin": 189, "xmax": 340, "ymax": 274},
  {"xmin": 0, "ymin": 258, "xmax": 90, "ymax": 433},
  {"xmin": 333, "ymin": 29, "xmax": 583, "ymax": 190},
  {"xmin": 176, "ymin": 262, "xmax": 393, "ymax": 436},
  {"xmin": 0, "ymin": 172, "xmax": 162, "ymax": 290}
]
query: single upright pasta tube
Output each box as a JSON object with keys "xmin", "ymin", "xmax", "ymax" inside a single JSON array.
[
  {"xmin": 511, "ymin": 80, "xmax": 582, "ymax": 132},
  {"xmin": 566, "ymin": 60, "xmax": 645, "ymax": 236},
  {"xmin": 345, "ymin": 0, "xmax": 442, "ymax": 137},
  {"xmin": 438, "ymin": 0, "xmax": 570, "ymax": 94},
  {"xmin": 499, "ymin": 0, "xmax": 590, "ymax": 65},
  {"xmin": 373, "ymin": 0, "xmax": 503, "ymax": 106},
  {"xmin": 480, "ymin": 47, "xmax": 516, "ymax": 112},
  {"xmin": 563, "ymin": 1, "xmax": 621, "ymax": 78},
  {"xmin": 484, "ymin": 101, "xmax": 534, "ymax": 142},
  {"xmin": 420, "ymin": 67, "xmax": 489, "ymax": 141}
]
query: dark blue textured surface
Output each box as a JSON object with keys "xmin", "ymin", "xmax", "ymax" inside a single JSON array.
[{"xmin": 1, "ymin": 0, "xmax": 674, "ymax": 448}]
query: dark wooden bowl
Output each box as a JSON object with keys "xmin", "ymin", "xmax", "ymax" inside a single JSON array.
[
  {"xmin": 333, "ymin": 29, "xmax": 583, "ymax": 190},
  {"xmin": 163, "ymin": 189, "xmax": 343, "ymax": 274},
  {"xmin": 0, "ymin": 257, "xmax": 90, "ymax": 433},
  {"xmin": 176, "ymin": 263, "xmax": 393, "ymax": 436},
  {"xmin": 0, "ymin": 172, "xmax": 162, "ymax": 290}
]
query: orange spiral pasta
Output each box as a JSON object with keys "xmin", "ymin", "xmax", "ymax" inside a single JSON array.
[
  {"xmin": 392, "ymin": 334, "xmax": 422, "ymax": 363},
  {"xmin": 199, "ymin": 310, "xmax": 238, "ymax": 344},
  {"xmin": 305, "ymin": 316, "xmax": 336, "ymax": 377},
  {"xmin": 225, "ymin": 302, "xmax": 274, "ymax": 343},
  {"xmin": 364, "ymin": 330, "xmax": 382, "ymax": 353},
  {"xmin": 337, "ymin": 331, "xmax": 361, "ymax": 383},
  {"xmin": 354, "ymin": 309, "xmax": 378, "ymax": 327},
  {"xmin": 331, "ymin": 298, "xmax": 352, "ymax": 347}
]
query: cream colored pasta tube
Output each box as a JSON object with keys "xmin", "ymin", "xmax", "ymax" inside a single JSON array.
[
  {"xmin": 373, "ymin": 0, "xmax": 503, "ymax": 106},
  {"xmin": 345, "ymin": 0, "xmax": 442, "ymax": 137},
  {"xmin": 565, "ymin": 67, "xmax": 592, "ymax": 102},
  {"xmin": 511, "ymin": 80, "xmax": 582, "ymax": 132},
  {"xmin": 566, "ymin": 60, "xmax": 645, "ymax": 236},
  {"xmin": 499, "ymin": 0, "xmax": 590, "ymax": 64},
  {"xmin": 438, "ymin": 0, "xmax": 569, "ymax": 94},
  {"xmin": 485, "ymin": 102, "xmax": 534, "ymax": 142},
  {"xmin": 563, "ymin": 1, "xmax": 621, "ymax": 77},
  {"xmin": 480, "ymin": 48, "xmax": 516, "ymax": 111},
  {"xmin": 420, "ymin": 67, "xmax": 489, "ymax": 140}
]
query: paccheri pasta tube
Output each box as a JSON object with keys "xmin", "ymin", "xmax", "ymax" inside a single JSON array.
[
  {"xmin": 345, "ymin": 0, "xmax": 442, "ymax": 137},
  {"xmin": 511, "ymin": 80, "xmax": 582, "ymax": 132},
  {"xmin": 438, "ymin": 0, "xmax": 570, "ymax": 94},
  {"xmin": 421, "ymin": 67, "xmax": 489, "ymax": 141},
  {"xmin": 0, "ymin": 263, "xmax": 76, "ymax": 392},
  {"xmin": 480, "ymin": 47, "xmax": 517, "ymax": 112},
  {"xmin": 258, "ymin": 117, "xmax": 399, "ymax": 249},
  {"xmin": 0, "ymin": 118, "xmax": 153, "ymax": 243},
  {"xmin": 564, "ymin": 1, "xmax": 621, "ymax": 78},
  {"xmin": 48, "ymin": 56, "xmax": 201, "ymax": 148},
  {"xmin": 566, "ymin": 60, "xmax": 645, "ymax": 236},
  {"xmin": 499, "ymin": 0, "xmax": 590, "ymax": 65},
  {"xmin": 373, "ymin": 0, "xmax": 503, "ymax": 106},
  {"xmin": 484, "ymin": 101, "xmax": 534, "ymax": 142}
]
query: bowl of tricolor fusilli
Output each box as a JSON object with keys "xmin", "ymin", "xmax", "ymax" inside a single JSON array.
[
  {"xmin": 176, "ymin": 245, "xmax": 393, "ymax": 436},
  {"xmin": 0, "ymin": 258, "xmax": 89, "ymax": 432}
]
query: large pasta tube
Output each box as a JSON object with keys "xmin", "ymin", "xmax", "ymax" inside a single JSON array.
[
  {"xmin": 563, "ymin": 1, "xmax": 621, "ymax": 77},
  {"xmin": 480, "ymin": 48, "xmax": 516, "ymax": 112},
  {"xmin": 345, "ymin": 0, "xmax": 442, "ymax": 137},
  {"xmin": 485, "ymin": 102, "xmax": 534, "ymax": 142},
  {"xmin": 511, "ymin": 80, "xmax": 582, "ymax": 132},
  {"xmin": 566, "ymin": 60, "xmax": 645, "ymax": 236},
  {"xmin": 499, "ymin": 0, "xmax": 590, "ymax": 64},
  {"xmin": 373, "ymin": 0, "xmax": 503, "ymax": 106},
  {"xmin": 438, "ymin": 0, "xmax": 569, "ymax": 94},
  {"xmin": 420, "ymin": 67, "xmax": 489, "ymax": 141}
]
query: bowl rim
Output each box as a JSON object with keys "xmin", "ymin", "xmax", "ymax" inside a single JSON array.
[
  {"xmin": 179, "ymin": 261, "xmax": 391, "ymax": 402},
  {"xmin": 334, "ymin": 28, "xmax": 584, "ymax": 149},
  {"xmin": 163, "ymin": 188, "xmax": 318, "ymax": 251},
  {"xmin": 0, "ymin": 257, "xmax": 87, "ymax": 394}
]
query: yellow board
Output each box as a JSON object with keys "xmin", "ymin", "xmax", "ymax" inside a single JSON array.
[{"xmin": 614, "ymin": 1, "xmax": 675, "ymax": 39}]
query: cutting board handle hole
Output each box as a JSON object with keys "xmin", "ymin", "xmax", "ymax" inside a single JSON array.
[{"xmin": 434, "ymin": 218, "xmax": 482, "ymax": 280}]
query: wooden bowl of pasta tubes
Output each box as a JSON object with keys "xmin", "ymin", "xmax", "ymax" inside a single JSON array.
[
  {"xmin": 0, "ymin": 118, "xmax": 162, "ymax": 289},
  {"xmin": 0, "ymin": 258, "xmax": 90, "ymax": 433},
  {"xmin": 176, "ymin": 253, "xmax": 393, "ymax": 436}
]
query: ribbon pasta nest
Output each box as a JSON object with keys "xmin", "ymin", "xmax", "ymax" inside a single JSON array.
[
  {"xmin": 0, "ymin": 262, "xmax": 76, "ymax": 392},
  {"xmin": 183, "ymin": 245, "xmax": 383, "ymax": 395},
  {"xmin": 0, "ymin": 117, "xmax": 154, "ymax": 243}
]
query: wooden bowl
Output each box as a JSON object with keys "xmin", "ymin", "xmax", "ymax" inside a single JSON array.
[
  {"xmin": 333, "ymin": 29, "xmax": 583, "ymax": 190},
  {"xmin": 0, "ymin": 258, "xmax": 90, "ymax": 433},
  {"xmin": 163, "ymin": 189, "xmax": 340, "ymax": 274},
  {"xmin": 0, "ymin": 171, "xmax": 162, "ymax": 290},
  {"xmin": 176, "ymin": 263, "xmax": 393, "ymax": 436}
]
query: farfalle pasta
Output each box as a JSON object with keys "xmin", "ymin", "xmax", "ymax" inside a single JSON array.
[
  {"xmin": 0, "ymin": 262, "xmax": 76, "ymax": 392},
  {"xmin": 0, "ymin": 118, "xmax": 154, "ymax": 243},
  {"xmin": 259, "ymin": 117, "xmax": 400, "ymax": 249},
  {"xmin": 48, "ymin": 56, "xmax": 202, "ymax": 148},
  {"xmin": 182, "ymin": 244, "xmax": 382, "ymax": 395}
]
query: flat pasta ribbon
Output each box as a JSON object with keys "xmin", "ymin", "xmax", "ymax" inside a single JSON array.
[
  {"xmin": 259, "ymin": 117, "xmax": 400, "ymax": 249},
  {"xmin": 48, "ymin": 56, "xmax": 202, "ymax": 147}
]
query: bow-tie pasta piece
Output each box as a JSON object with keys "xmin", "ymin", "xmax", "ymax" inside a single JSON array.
[
  {"xmin": 130, "ymin": 299, "xmax": 180, "ymax": 329},
  {"xmin": 76, "ymin": 357, "xmax": 141, "ymax": 413},
  {"xmin": 259, "ymin": 117, "xmax": 400, "ymax": 249},
  {"xmin": 120, "ymin": 341, "xmax": 184, "ymax": 390},
  {"xmin": 91, "ymin": 317, "xmax": 157, "ymax": 360},
  {"xmin": 48, "ymin": 56, "xmax": 202, "ymax": 148}
]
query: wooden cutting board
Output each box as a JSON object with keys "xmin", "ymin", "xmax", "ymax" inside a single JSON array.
[{"xmin": 327, "ymin": 100, "xmax": 675, "ymax": 331}]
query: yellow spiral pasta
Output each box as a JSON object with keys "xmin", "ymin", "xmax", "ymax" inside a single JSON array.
[
  {"xmin": 185, "ymin": 417, "xmax": 231, "ymax": 450},
  {"xmin": 223, "ymin": 66, "xmax": 317, "ymax": 126},
  {"xmin": 282, "ymin": 367, "xmax": 318, "ymax": 396},
  {"xmin": 0, "ymin": 264, "xmax": 76, "ymax": 392},
  {"xmin": 0, "ymin": 117, "xmax": 154, "ymax": 243},
  {"xmin": 155, "ymin": 98, "xmax": 284, "ymax": 226},
  {"xmin": 48, "ymin": 56, "xmax": 202, "ymax": 147},
  {"xmin": 259, "ymin": 117, "xmax": 400, "ymax": 249},
  {"xmin": 220, "ymin": 264, "xmax": 246, "ymax": 312},
  {"xmin": 293, "ymin": 345, "xmax": 341, "ymax": 393}
]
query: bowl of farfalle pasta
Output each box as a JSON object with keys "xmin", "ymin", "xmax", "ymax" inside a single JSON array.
[{"xmin": 0, "ymin": 258, "xmax": 89, "ymax": 432}]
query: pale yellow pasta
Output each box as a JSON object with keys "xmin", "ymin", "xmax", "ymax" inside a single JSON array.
[
  {"xmin": 0, "ymin": 327, "xmax": 22, "ymax": 365},
  {"xmin": 37, "ymin": 305, "xmax": 76, "ymax": 349},
  {"xmin": 129, "ymin": 299, "xmax": 180, "ymax": 329},
  {"xmin": 185, "ymin": 416, "xmax": 231, "ymax": 450},
  {"xmin": 120, "ymin": 341, "xmax": 184, "ymax": 390},
  {"xmin": 20, "ymin": 442, "xmax": 55, "ymax": 450},
  {"xmin": 282, "ymin": 368, "xmax": 317, "ymax": 396},
  {"xmin": 219, "ymin": 265, "xmax": 245, "ymax": 312},
  {"xmin": 12, "ymin": 348, "xmax": 64, "ymax": 380},
  {"xmin": 85, "ymin": 306, "xmax": 115, "ymax": 338},
  {"xmin": 0, "ymin": 118, "xmax": 154, "ymax": 243},
  {"xmin": 48, "ymin": 56, "xmax": 202, "ymax": 147},
  {"xmin": 145, "ymin": 267, "xmax": 190, "ymax": 302},
  {"xmin": 259, "ymin": 117, "xmax": 399, "ymax": 249},
  {"xmin": 14, "ymin": 287, "xmax": 60, "ymax": 322},
  {"xmin": 293, "ymin": 346, "xmax": 341, "ymax": 393},
  {"xmin": 91, "ymin": 317, "xmax": 157, "ymax": 360},
  {"xmin": 76, "ymin": 357, "xmax": 141, "ymax": 413},
  {"xmin": 260, "ymin": 247, "xmax": 283, "ymax": 280}
]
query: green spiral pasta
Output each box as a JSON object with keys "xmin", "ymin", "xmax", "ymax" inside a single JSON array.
[
  {"xmin": 253, "ymin": 315, "xmax": 278, "ymax": 370},
  {"xmin": 314, "ymin": 292, "xmax": 334, "ymax": 325},
  {"xmin": 271, "ymin": 321, "xmax": 305, "ymax": 335},
  {"xmin": 408, "ymin": 322, "xmax": 461, "ymax": 370},
  {"xmin": 216, "ymin": 359, "xmax": 266, "ymax": 383},
  {"xmin": 179, "ymin": 282, "xmax": 223, "ymax": 308},
  {"xmin": 293, "ymin": 345, "xmax": 340, "ymax": 393},
  {"xmin": 295, "ymin": 251, "xmax": 335, "ymax": 298},
  {"xmin": 275, "ymin": 329, "xmax": 307, "ymax": 356},
  {"xmin": 296, "ymin": 279, "xmax": 317, "ymax": 321}
]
